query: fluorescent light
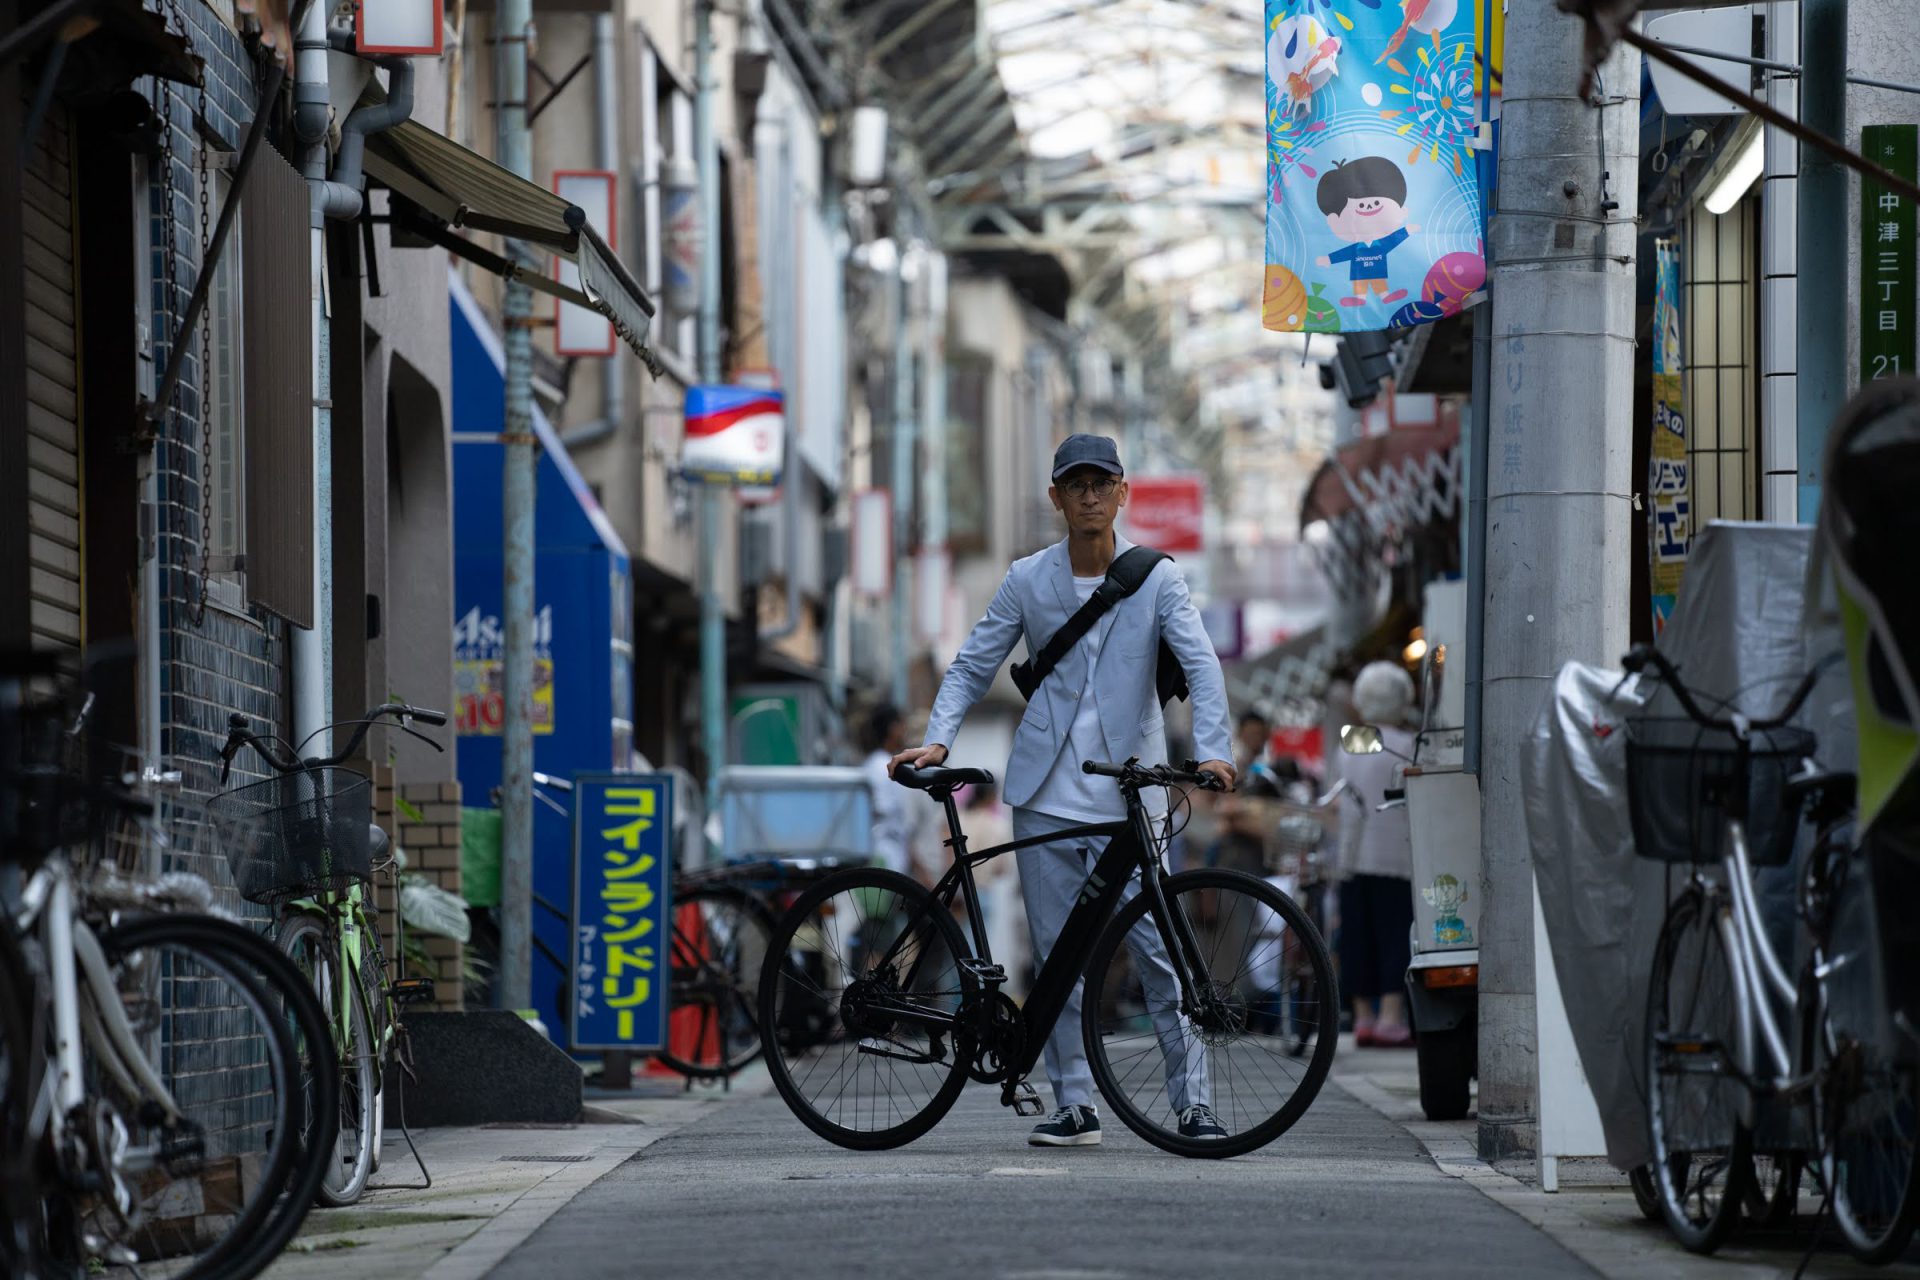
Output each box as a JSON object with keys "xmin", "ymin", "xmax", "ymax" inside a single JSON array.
[{"xmin": 1703, "ymin": 130, "xmax": 1764, "ymax": 215}]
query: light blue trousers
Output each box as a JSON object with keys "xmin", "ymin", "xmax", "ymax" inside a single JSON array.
[{"xmin": 1013, "ymin": 807, "xmax": 1208, "ymax": 1113}]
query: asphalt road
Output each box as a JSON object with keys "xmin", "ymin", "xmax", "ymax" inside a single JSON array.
[{"xmin": 488, "ymin": 1079, "xmax": 1599, "ymax": 1279}]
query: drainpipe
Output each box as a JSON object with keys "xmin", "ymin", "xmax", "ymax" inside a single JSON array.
[
  {"xmin": 695, "ymin": 0, "xmax": 728, "ymax": 814},
  {"xmin": 559, "ymin": 13, "xmax": 626, "ymax": 449},
  {"xmin": 758, "ymin": 132, "xmax": 803, "ymax": 646},
  {"xmin": 291, "ymin": 0, "xmax": 332, "ymax": 752}
]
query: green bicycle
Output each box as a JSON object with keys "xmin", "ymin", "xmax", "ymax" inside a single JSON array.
[{"xmin": 212, "ymin": 701, "xmax": 447, "ymax": 1206}]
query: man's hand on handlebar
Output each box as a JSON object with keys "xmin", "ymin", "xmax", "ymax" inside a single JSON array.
[
  {"xmin": 888, "ymin": 743, "xmax": 947, "ymax": 777},
  {"xmin": 1196, "ymin": 759, "xmax": 1236, "ymax": 793}
]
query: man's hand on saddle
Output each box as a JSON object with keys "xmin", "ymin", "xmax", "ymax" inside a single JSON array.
[
  {"xmin": 889, "ymin": 743, "xmax": 948, "ymax": 777},
  {"xmin": 1196, "ymin": 759, "xmax": 1237, "ymax": 793}
]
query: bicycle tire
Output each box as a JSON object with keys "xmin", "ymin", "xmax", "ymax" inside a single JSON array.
[
  {"xmin": 0, "ymin": 914, "xmax": 44, "ymax": 1278},
  {"xmin": 83, "ymin": 915, "xmax": 301, "ymax": 1280},
  {"xmin": 1828, "ymin": 1058, "xmax": 1920, "ymax": 1263},
  {"xmin": 102, "ymin": 913, "xmax": 339, "ymax": 1280},
  {"xmin": 278, "ymin": 913, "xmax": 378, "ymax": 1206},
  {"xmin": 759, "ymin": 867, "xmax": 977, "ymax": 1151},
  {"xmin": 658, "ymin": 885, "xmax": 778, "ymax": 1080},
  {"xmin": 1082, "ymin": 868, "xmax": 1337, "ymax": 1159},
  {"xmin": 1644, "ymin": 890, "xmax": 1750, "ymax": 1254}
]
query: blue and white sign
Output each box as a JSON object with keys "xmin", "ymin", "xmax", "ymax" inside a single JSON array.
[{"xmin": 569, "ymin": 774, "xmax": 674, "ymax": 1051}]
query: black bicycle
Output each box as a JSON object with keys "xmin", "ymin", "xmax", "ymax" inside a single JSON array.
[{"xmin": 758, "ymin": 758, "xmax": 1338, "ymax": 1157}]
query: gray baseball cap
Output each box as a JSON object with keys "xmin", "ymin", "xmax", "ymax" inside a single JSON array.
[{"xmin": 1051, "ymin": 433, "xmax": 1125, "ymax": 481}]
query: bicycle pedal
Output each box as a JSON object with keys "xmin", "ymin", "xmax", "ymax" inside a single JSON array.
[
  {"xmin": 389, "ymin": 978, "xmax": 436, "ymax": 1006},
  {"xmin": 1008, "ymin": 1082, "xmax": 1045, "ymax": 1117}
]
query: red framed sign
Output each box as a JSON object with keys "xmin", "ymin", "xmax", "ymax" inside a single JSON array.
[
  {"xmin": 552, "ymin": 170, "xmax": 617, "ymax": 357},
  {"xmin": 356, "ymin": 0, "xmax": 445, "ymax": 56}
]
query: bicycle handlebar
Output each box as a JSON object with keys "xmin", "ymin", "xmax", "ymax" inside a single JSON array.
[
  {"xmin": 221, "ymin": 701, "xmax": 448, "ymax": 783},
  {"xmin": 1621, "ymin": 644, "xmax": 1828, "ymax": 735},
  {"xmin": 1082, "ymin": 758, "xmax": 1227, "ymax": 792}
]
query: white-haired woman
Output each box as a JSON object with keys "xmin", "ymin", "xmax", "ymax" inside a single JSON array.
[{"xmin": 1334, "ymin": 661, "xmax": 1418, "ymax": 1048}]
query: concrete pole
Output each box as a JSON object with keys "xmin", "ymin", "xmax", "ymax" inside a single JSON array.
[
  {"xmin": 890, "ymin": 251, "xmax": 916, "ymax": 708},
  {"xmin": 495, "ymin": 0, "xmax": 536, "ymax": 1014},
  {"xmin": 1477, "ymin": 5, "xmax": 1640, "ymax": 1160},
  {"xmin": 1795, "ymin": 0, "xmax": 1846, "ymax": 520},
  {"xmin": 695, "ymin": 0, "xmax": 728, "ymax": 810}
]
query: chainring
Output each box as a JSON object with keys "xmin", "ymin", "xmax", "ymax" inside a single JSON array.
[{"xmin": 963, "ymin": 991, "xmax": 1026, "ymax": 1084}]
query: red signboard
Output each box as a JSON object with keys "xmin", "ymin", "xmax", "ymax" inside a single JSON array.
[{"xmin": 1124, "ymin": 473, "xmax": 1205, "ymax": 553}]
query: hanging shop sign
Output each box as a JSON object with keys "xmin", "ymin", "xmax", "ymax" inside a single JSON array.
[
  {"xmin": 1861, "ymin": 124, "xmax": 1917, "ymax": 385},
  {"xmin": 1649, "ymin": 238, "xmax": 1690, "ymax": 636},
  {"xmin": 569, "ymin": 774, "xmax": 674, "ymax": 1051},
  {"xmin": 553, "ymin": 170, "xmax": 617, "ymax": 357},
  {"xmin": 682, "ymin": 385, "xmax": 785, "ymax": 485},
  {"xmin": 1262, "ymin": 0, "xmax": 1495, "ymax": 336},
  {"xmin": 356, "ymin": 0, "xmax": 444, "ymax": 55}
]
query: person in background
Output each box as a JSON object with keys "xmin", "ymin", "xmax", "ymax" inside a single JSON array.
[
  {"xmin": 859, "ymin": 704, "xmax": 912, "ymax": 878},
  {"xmin": 1208, "ymin": 709, "xmax": 1276, "ymax": 874},
  {"xmin": 1334, "ymin": 661, "xmax": 1418, "ymax": 1048}
]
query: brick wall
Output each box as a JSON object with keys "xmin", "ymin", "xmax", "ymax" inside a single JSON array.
[{"xmin": 373, "ymin": 767, "xmax": 467, "ymax": 1010}]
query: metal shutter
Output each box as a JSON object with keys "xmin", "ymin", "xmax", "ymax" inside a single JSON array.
[{"xmin": 21, "ymin": 100, "xmax": 81, "ymax": 651}]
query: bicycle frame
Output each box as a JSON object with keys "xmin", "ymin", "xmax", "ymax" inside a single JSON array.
[
  {"xmin": 859, "ymin": 787, "xmax": 1216, "ymax": 1102},
  {"xmin": 283, "ymin": 885, "xmax": 390, "ymax": 1083}
]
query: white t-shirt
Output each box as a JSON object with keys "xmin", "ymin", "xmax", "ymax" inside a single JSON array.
[
  {"xmin": 862, "ymin": 748, "xmax": 910, "ymax": 876},
  {"xmin": 1026, "ymin": 575, "xmax": 1127, "ymax": 825}
]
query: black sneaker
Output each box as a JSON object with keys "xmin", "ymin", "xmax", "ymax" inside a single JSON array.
[
  {"xmin": 1179, "ymin": 1104, "xmax": 1228, "ymax": 1140},
  {"xmin": 1028, "ymin": 1105, "xmax": 1101, "ymax": 1147}
]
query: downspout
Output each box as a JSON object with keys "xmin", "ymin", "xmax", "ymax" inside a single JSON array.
[
  {"xmin": 559, "ymin": 13, "xmax": 626, "ymax": 448},
  {"xmin": 759, "ymin": 122, "xmax": 805, "ymax": 645},
  {"xmin": 291, "ymin": 0, "xmax": 332, "ymax": 751}
]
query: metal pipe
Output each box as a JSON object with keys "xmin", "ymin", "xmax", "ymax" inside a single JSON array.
[
  {"xmin": 890, "ymin": 248, "xmax": 916, "ymax": 708},
  {"xmin": 496, "ymin": 0, "xmax": 537, "ymax": 1016},
  {"xmin": 759, "ymin": 111, "xmax": 801, "ymax": 646},
  {"xmin": 1795, "ymin": 0, "xmax": 1846, "ymax": 521},
  {"xmin": 1645, "ymin": 35, "xmax": 1920, "ymax": 97},
  {"xmin": 326, "ymin": 54, "xmax": 415, "ymax": 217},
  {"xmin": 696, "ymin": 0, "xmax": 728, "ymax": 813},
  {"xmin": 560, "ymin": 13, "xmax": 626, "ymax": 450},
  {"xmin": 292, "ymin": 0, "xmax": 330, "ymax": 754}
]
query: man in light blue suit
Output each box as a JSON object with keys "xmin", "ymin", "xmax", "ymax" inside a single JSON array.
[{"xmin": 892, "ymin": 433, "xmax": 1237, "ymax": 1147}]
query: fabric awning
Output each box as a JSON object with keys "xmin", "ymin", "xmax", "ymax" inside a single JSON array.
[{"xmin": 364, "ymin": 119, "xmax": 660, "ymax": 369}]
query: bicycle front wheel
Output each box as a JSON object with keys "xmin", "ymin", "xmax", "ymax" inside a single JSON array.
[
  {"xmin": 279, "ymin": 913, "xmax": 378, "ymax": 1206},
  {"xmin": 758, "ymin": 868, "xmax": 976, "ymax": 1150},
  {"xmin": 1084, "ymin": 869, "xmax": 1337, "ymax": 1158},
  {"xmin": 659, "ymin": 885, "xmax": 777, "ymax": 1079},
  {"xmin": 1644, "ymin": 890, "xmax": 1750, "ymax": 1254},
  {"xmin": 70, "ymin": 917, "xmax": 302, "ymax": 1279}
]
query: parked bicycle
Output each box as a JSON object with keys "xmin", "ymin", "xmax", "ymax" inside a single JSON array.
[
  {"xmin": 757, "ymin": 758, "xmax": 1338, "ymax": 1157},
  {"xmin": 1622, "ymin": 644, "xmax": 1919, "ymax": 1260},
  {"xmin": 2, "ymin": 651, "xmax": 339, "ymax": 1279},
  {"xmin": 214, "ymin": 701, "xmax": 447, "ymax": 1207}
]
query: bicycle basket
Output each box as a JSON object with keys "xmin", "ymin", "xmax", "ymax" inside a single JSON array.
[
  {"xmin": 209, "ymin": 767, "xmax": 374, "ymax": 904},
  {"xmin": 1624, "ymin": 718, "xmax": 1816, "ymax": 867}
]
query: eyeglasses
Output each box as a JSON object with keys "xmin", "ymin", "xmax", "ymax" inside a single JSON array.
[{"xmin": 1059, "ymin": 476, "xmax": 1119, "ymax": 499}]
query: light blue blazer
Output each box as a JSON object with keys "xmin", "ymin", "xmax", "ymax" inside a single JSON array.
[{"xmin": 924, "ymin": 535, "xmax": 1235, "ymax": 811}]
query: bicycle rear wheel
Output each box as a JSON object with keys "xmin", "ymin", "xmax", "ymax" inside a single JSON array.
[
  {"xmin": 1828, "ymin": 1055, "xmax": 1920, "ymax": 1263},
  {"xmin": 102, "ymin": 913, "xmax": 339, "ymax": 1280},
  {"xmin": 658, "ymin": 886, "xmax": 777, "ymax": 1079},
  {"xmin": 71, "ymin": 917, "xmax": 301, "ymax": 1279},
  {"xmin": 758, "ymin": 868, "xmax": 976, "ymax": 1150},
  {"xmin": 0, "ymin": 914, "xmax": 43, "ymax": 1277},
  {"xmin": 1644, "ymin": 890, "xmax": 1750, "ymax": 1254},
  {"xmin": 279, "ymin": 913, "xmax": 378, "ymax": 1206},
  {"xmin": 1083, "ymin": 869, "xmax": 1337, "ymax": 1158}
]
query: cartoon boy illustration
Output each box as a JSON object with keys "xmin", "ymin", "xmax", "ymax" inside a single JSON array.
[{"xmin": 1314, "ymin": 157, "xmax": 1420, "ymax": 307}]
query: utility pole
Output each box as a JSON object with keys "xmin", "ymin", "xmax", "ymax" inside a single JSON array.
[
  {"xmin": 695, "ymin": 0, "xmax": 728, "ymax": 814},
  {"xmin": 1477, "ymin": 4, "xmax": 1640, "ymax": 1160},
  {"xmin": 890, "ymin": 246, "xmax": 916, "ymax": 708},
  {"xmin": 495, "ymin": 0, "xmax": 536, "ymax": 1015},
  {"xmin": 1796, "ymin": 0, "xmax": 1847, "ymax": 519}
]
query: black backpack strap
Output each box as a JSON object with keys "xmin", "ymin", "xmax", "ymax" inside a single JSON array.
[{"xmin": 1014, "ymin": 547, "xmax": 1169, "ymax": 698}]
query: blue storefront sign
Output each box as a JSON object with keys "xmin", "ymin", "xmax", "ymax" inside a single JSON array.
[
  {"xmin": 570, "ymin": 774, "xmax": 674, "ymax": 1051},
  {"xmin": 449, "ymin": 272, "xmax": 637, "ymax": 1044}
]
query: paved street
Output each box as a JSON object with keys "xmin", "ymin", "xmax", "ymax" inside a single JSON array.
[{"xmin": 488, "ymin": 1078, "xmax": 1593, "ymax": 1280}]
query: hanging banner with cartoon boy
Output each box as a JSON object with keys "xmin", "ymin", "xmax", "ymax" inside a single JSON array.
[
  {"xmin": 1263, "ymin": 0, "xmax": 1492, "ymax": 334},
  {"xmin": 1648, "ymin": 239, "xmax": 1690, "ymax": 634}
]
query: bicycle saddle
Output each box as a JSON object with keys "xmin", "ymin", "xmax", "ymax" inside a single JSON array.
[{"xmin": 893, "ymin": 764, "xmax": 994, "ymax": 791}]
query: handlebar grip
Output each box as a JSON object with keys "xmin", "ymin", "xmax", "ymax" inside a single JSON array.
[
  {"xmin": 408, "ymin": 706, "xmax": 449, "ymax": 727},
  {"xmin": 1081, "ymin": 760, "xmax": 1127, "ymax": 777}
]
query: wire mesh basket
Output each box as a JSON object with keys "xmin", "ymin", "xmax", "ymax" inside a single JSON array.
[
  {"xmin": 1625, "ymin": 718, "xmax": 1816, "ymax": 868},
  {"xmin": 209, "ymin": 767, "xmax": 374, "ymax": 905}
]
